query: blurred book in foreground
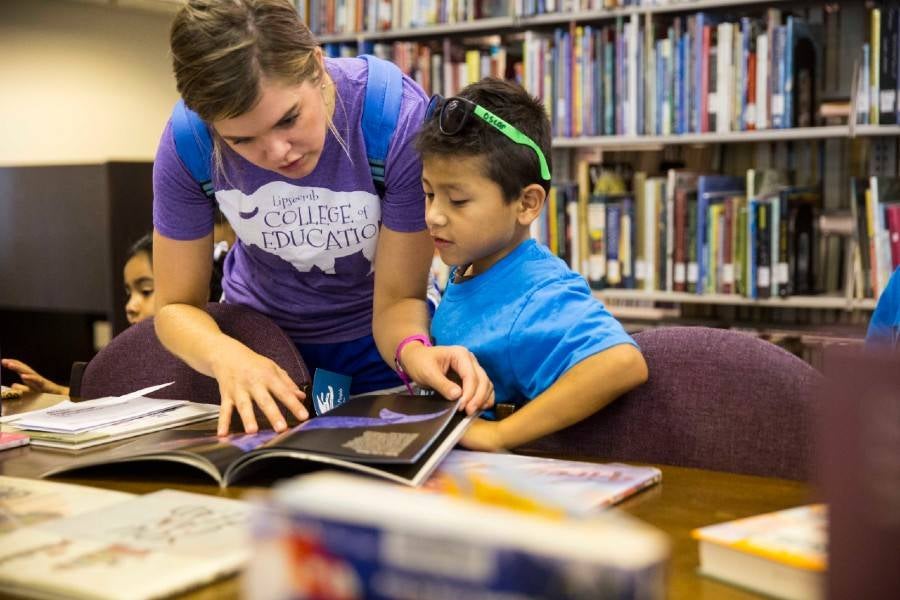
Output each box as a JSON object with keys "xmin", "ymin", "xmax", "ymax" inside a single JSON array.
[
  {"xmin": 0, "ymin": 477, "xmax": 250, "ymax": 600},
  {"xmin": 245, "ymin": 472, "xmax": 669, "ymax": 600},
  {"xmin": 692, "ymin": 504, "xmax": 825, "ymax": 600},
  {"xmin": 424, "ymin": 450, "xmax": 661, "ymax": 518}
]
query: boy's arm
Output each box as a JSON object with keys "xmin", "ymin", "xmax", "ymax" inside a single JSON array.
[{"xmin": 460, "ymin": 344, "xmax": 648, "ymax": 451}]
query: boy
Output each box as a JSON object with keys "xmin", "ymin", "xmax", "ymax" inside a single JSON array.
[
  {"xmin": 414, "ymin": 78, "xmax": 648, "ymax": 451},
  {"xmin": 866, "ymin": 268, "xmax": 900, "ymax": 347}
]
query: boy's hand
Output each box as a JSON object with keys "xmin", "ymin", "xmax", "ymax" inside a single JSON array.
[
  {"xmin": 400, "ymin": 343, "xmax": 494, "ymax": 414},
  {"xmin": 459, "ymin": 419, "xmax": 506, "ymax": 452}
]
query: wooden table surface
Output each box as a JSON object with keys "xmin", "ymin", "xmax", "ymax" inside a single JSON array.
[{"xmin": 0, "ymin": 393, "xmax": 813, "ymax": 599}]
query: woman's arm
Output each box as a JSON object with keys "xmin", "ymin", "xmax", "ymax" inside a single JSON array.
[
  {"xmin": 371, "ymin": 226, "xmax": 494, "ymax": 413},
  {"xmin": 460, "ymin": 344, "xmax": 648, "ymax": 451},
  {"xmin": 153, "ymin": 231, "xmax": 307, "ymax": 435}
]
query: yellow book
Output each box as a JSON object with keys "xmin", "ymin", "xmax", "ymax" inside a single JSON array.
[
  {"xmin": 692, "ymin": 504, "xmax": 826, "ymax": 600},
  {"xmin": 548, "ymin": 186, "xmax": 559, "ymax": 256},
  {"xmin": 465, "ymin": 49, "xmax": 481, "ymax": 86},
  {"xmin": 573, "ymin": 26, "xmax": 583, "ymax": 137}
]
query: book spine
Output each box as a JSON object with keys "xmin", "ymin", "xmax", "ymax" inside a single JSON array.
[
  {"xmin": 757, "ymin": 201, "xmax": 772, "ymax": 299},
  {"xmin": 606, "ymin": 200, "xmax": 622, "ymax": 287},
  {"xmin": 587, "ymin": 194, "xmax": 608, "ymax": 289},
  {"xmin": 880, "ymin": 6, "xmax": 898, "ymax": 125},
  {"xmin": 673, "ymin": 188, "xmax": 687, "ymax": 291}
]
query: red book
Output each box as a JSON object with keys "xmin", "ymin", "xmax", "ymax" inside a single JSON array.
[
  {"xmin": 884, "ymin": 204, "xmax": 900, "ymax": 269},
  {"xmin": 746, "ymin": 52, "xmax": 757, "ymax": 131},
  {"xmin": 700, "ymin": 25, "xmax": 712, "ymax": 133}
]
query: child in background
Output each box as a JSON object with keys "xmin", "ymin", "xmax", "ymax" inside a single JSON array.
[
  {"xmin": 1, "ymin": 234, "xmax": 156, "ymax": 396},
  {"xmin": 416, "ymin": 79, "xmax": 648, "ymax": 451}
]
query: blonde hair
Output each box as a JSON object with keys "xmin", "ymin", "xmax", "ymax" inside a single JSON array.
[{"xmin": 170, "ymin": 0, "xmax": 350, "ymax": 174}]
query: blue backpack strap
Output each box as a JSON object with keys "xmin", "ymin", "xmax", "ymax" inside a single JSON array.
[
  {"xmin": 170, "ymin": 99, "xmax": 215, "ymax": 200},
  {"xmin": 360, "ymin": 54, "xmax": 403, "ymax": 199}
]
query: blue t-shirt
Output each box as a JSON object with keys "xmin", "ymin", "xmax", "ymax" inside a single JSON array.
[
  {"xmin": 866, "ymin": 267, "xmax": 900, "ymax": 347},
  {"xmin": 431, "ymin": 239, "xmax": 637, "ymax": 407}
]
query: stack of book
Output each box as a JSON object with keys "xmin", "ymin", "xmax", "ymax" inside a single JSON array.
[{"xmin": 0, "ymin": 384, "xmax": 219, "ymax": 451}]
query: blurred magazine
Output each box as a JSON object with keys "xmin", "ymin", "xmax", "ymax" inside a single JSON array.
[{"xmin": 424, "ymin": 450, "xmax": 662, "ymax": 517}]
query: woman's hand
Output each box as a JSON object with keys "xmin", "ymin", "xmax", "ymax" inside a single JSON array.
[
  {"xmin": 209, "ymin": 339, "xmax": 309, "ymax": 436},
  {"xmin": 0, "ymin": 358, "xmax": 68, "ymax": 395},
  {"xmin": 399, "ymin": 343, "xmax": 495, "ymax": 415}
]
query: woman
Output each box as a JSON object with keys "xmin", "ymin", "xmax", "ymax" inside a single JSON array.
[
  {"xmin": 2, "ymin": 235, "xmax": 156, "ymax": 396},
  {"xmin": 153, "ymin": 0, "xmax": 493, "ymax": 436}
]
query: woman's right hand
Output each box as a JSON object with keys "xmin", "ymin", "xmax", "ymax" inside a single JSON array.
[{"xmin": 209, "ymin": 339, "xmax": 309, "ymax": 436}]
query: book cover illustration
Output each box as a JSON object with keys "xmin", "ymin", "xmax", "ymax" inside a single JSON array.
[
  {"xmin": 424, "ymin": 451, "xmax": 662, "ymax": 518},
  {"xmin": 0, "ymin": 476, "xmax": 133, "ymax": 534},
  {"xmin": 0, "ymin": 489, "xmax": 250, "ymax": 600}
]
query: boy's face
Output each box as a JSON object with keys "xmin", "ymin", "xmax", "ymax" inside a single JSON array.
[{"xmin": 423, "ymin": 154, "xmax": 528, "ymax": 277}]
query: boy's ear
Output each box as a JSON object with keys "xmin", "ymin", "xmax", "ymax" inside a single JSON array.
[{"xmin": 517, "ymin": 184, "xmax": 546, "ymax": 226}]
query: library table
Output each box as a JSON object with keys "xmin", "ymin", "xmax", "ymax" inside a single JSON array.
[{"xmin": 0, "ymin": 393, "xmax": 811, "ymax": 599}]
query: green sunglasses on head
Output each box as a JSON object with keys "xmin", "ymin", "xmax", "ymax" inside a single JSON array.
[{"xmin": 425, "ymin": 94, "xmax": 552, "ymax": 182}]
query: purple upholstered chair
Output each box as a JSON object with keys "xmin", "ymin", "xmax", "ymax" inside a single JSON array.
[
  {"xmin": 74, "ymin": 303, "xmax": 309, "ymax": 404},
  {"xmin": 521, "ymin": 326, "xmax": 822, "ymax": 480}
]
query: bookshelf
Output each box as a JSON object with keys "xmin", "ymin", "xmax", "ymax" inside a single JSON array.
[
  {"xmin": 594, "ymin": 290, "xmax": 877, "ymax": 311},
  {"xmin": 311, "ymin": 0, "xmax": 890, "ymax": 350}
]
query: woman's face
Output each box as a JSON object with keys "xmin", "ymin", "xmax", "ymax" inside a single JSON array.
[
  {"xmin": 123, "ymin": 251, "xmax": 155, "ymax": 324},
  {"xmin": 214, "ymin": 74, "xmax": 331, "ymax": 179}
]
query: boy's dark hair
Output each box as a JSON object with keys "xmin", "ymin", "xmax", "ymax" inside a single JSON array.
[
  {"xmin": 127, "ymin": 233, "xmax": 153, "ymax": 263},
  {"xmin": 415, "ymin": 78, "xmax": 552, "ymax": 201}
]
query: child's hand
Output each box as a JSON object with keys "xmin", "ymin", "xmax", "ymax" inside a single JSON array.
[
  {"xmin": 0, "ymin": 358, "xmax": 68, "ymax": 395},
  {"xmin": 400, "ymin": 344, "xmax": 495, "ymax": 415},
  {"xmin": 459, "ymin": 419, "xmax": 506, "ymax": 452}
]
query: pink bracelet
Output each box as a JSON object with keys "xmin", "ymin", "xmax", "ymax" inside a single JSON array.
[{"xmin": 394, "ymin": 334, "xmax": 432, "ymax": 395}]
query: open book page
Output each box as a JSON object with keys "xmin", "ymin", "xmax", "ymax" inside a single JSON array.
[
  {"xmin": 44, "ymin": 394, "xmax": 472, "ymax": 487},
  {"xmin": 0, "ymin": 489, "xmax": 251, "ymax": 600},
  {"xmin": 0, "ymin": 476, "xmax": 134, "ymax": 534},
  {"xmin": 424, "ymin": 451, "xmax": 662, "ymax": 518}
]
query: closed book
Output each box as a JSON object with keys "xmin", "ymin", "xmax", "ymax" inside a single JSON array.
[
  {"xmin": 692, "ymin": 504, "xmax": 826, "ymax": 600},
  {"xmin": 248, "ymin": 472, "xmax": 670, "ymax": 600},
  {"xmin": 884, "ymin": 203, "xmax": 900, "ymax": 268}
]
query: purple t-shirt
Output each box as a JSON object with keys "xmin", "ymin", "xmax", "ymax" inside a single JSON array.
[{"xmin": 153, "ymin": 57, "xmax": 428, "ymax": 343}]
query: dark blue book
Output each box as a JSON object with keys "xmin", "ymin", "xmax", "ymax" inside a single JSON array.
[{"xmin": 696, "ymin": 176, "xmax": 745, "ymax": 294}]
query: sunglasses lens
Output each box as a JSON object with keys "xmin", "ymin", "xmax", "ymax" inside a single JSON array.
[
  {"xmin": 425, "ymin": 95, "xmax": 442, "ymax": 122},
  {"xmin": 440, "ymin": 99, "xmax": 468, "ymax": 135}
]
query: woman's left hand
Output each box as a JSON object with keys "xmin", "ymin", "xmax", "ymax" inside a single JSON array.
[{"xmin": 400, "ymin": 343, "xmax": 494, "ymax": 415}]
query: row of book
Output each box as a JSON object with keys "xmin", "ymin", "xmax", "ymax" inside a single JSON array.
[
  {"xmin": 324, "ymin": 37, "xmax": 515, "ymax": 98},
  {"xmin": 302, "ymin": 1, "xmax": 796, "ymax": 36},
  {"xmin": 532, "ymin": 164, "xmax": 853, "ymax": 299},
  {"xmin": 859, "ymin": 5, "xmax": 900, "ymax": 126},
  {"xmin": 522, "ymin": 7, "xmax": 820, "ymax": 138},
  {"xmin": 299, "ymin": 0, "xmax": 510, "ymax": 35},
  {"xmin": 852, "ymin": 175, "xmax": 900, "ymax": 299}
]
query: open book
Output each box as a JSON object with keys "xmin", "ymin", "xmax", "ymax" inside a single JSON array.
[
  {"xmin": 45, "ymin": 393, "xmax": 474, "ymax": 487},
  {"xmin": 0, "ymin": 476, "xmax": 250, "ymax": 600}
]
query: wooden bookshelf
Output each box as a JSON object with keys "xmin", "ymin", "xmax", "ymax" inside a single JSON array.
[{"xmin": 594, "ymin": 289, "xmax": 877, "ymax": 311}]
